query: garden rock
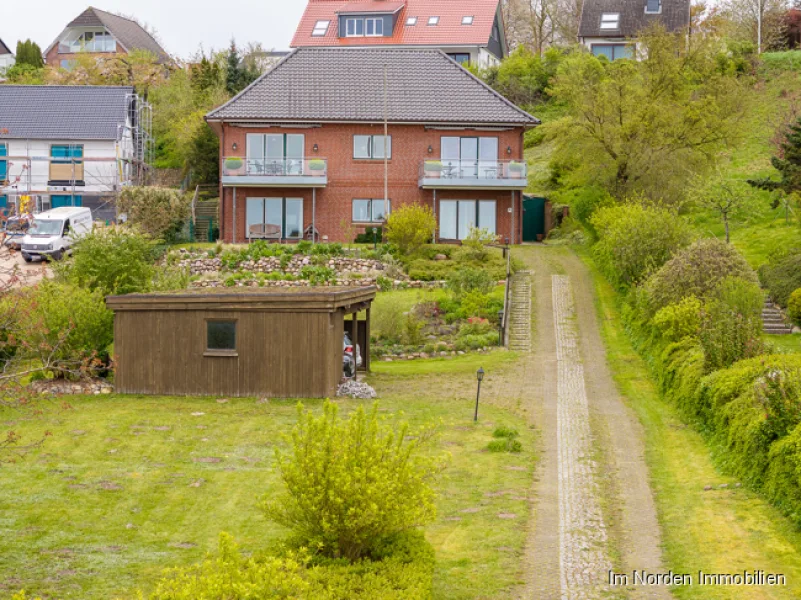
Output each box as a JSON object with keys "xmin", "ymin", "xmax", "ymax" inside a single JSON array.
[
  {"xmin": 336, "ymin": 380, "xmax": 378, "ymax": 399},
  {"xmin": 30, "ymin": 379, "xmax": 113, "ymax": 396}
]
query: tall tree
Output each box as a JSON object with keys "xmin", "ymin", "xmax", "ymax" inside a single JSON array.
[
  {"xmin": 15, "ymin": 40, "xmax": 44, "ymax": 68},
  {"xmin": 720, "ymin": 0, "xmax": 789, "ymax": 52},
  {"xmin": 550, "ymin": 27, "xmax": 746, "ymax": 204}
]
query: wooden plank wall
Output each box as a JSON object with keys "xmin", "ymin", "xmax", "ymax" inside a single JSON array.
[{"xmin": 115, "ymin": 309, "xmax": 343, "ymax": 398}]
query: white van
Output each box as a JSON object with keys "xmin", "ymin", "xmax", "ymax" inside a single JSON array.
[{"xmin": 20, "ymin": 207, "xmax": 93, "ymax": 262}]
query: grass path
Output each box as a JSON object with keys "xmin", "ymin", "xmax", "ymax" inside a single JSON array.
[{"xmin": 579, "ymin": 246, "xmax": 801, "ymax": 599}]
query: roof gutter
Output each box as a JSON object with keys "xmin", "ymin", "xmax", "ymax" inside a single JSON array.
[{"xmin": 205, "ymin": 118, "xmax": 538, "ymax": 128}]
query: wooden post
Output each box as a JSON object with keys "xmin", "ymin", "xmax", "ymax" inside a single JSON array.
[
  {"xmin": 352, "ymin": 312, "xmax": 360, "ymax": 372},
  {"xmin": 364, "ymin": 307, "xmax": 371, "ymax": 373}
]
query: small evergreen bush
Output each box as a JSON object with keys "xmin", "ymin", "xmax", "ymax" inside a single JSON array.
[
  {"xmin": 788, "ymin": 288, "xmax": 801, "ymax": 326},
  {"xmin": 385, "ymin": 205, "xmax": 436, "ymax": 255}
]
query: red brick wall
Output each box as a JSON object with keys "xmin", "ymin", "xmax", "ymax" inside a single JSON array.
[
  {"xmin": 45, "ymin": 43, "xmax": 126, "ymax": 68},
  {"xmin": 219, "ymin": 123, "xmax": 526, "ymax": 244}
]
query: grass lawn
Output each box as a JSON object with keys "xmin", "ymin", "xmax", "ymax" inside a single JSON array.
[
  {"xmin": 765, "ymin": 333, "xmax": 801, "ymax": 354},
  {"xmin": 580, "ymin": 248, "xmax": 801, "ymax": 599},
  {"xmin": 0, "ymin": 364, "xmax": 535, "ymax": 599}
]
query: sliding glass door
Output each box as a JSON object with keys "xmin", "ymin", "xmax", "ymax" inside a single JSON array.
[
  {"xmin": 441, "ymin": 137, "xmax": 498, "ymax": 179},
  {"xmin": 439, "ymin": 200, "xmax": 497, "ymax": 241},
  {"xmin": 246, "ymin": 134, "xmax": 304, "ymax": 175},
  {"xmin": 246, "ymin": 197, "xmax": 304, "ymax": 240}
]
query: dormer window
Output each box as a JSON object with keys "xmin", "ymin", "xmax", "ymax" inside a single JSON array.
[
  {"xmin": 345, "ymin": 17, "xmax": 384, "ymax": 37},
  {"xmin": 645, "ymin": 0, "xmax": 661, "ymax": 13},
  {"xmin": 312, "ymin": 20, "xmax": 330, "ymax": 36},
  {"xmin": 406, "ymin": 16, "xmax": 418, "ymax": 26},
  {"xmin": 462, "ymin": 16, "xmax": 474, "ymax": 25},
  {"xmin": 428, "ymin": 16, "xmax": 440, "ymax": 26},
  {"xmin": 600, "ymin": 13, "xmax": 620, "ymax": 30}
]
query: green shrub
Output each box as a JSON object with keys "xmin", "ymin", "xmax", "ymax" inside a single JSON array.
[
  {"xmin": 644, "ymin": 238, "xmax": 758, "ymax": 315},
  {"xmin": 788, "ymin": 288, "xmax": 801, "ymax": 326},
  {"xmin": 402, "ymin": 312, "xmax": 425, "ymax": 346},
  {"xmin": 560, "ymin": 186, "xmax": 614, "ymax": 240},
  {"xmin": 13, "ymin": 281, "xmax": 113, "ymax": 374},
  {"xmin": 117, "ymin": 186, "xmax": 192, "ymax": 242},
  {"xmin": 299, "ymin": 265, "xmax": 336, "ymax": 285},
  {"xmin": 55, "ymin": 228, "xmax": 157, "ymax": 296},
  {"xmin": 385, "ymin": 205, "xmax": 436, "ymax": 255},
  {"xmin": 372, "ymin": 295, "xmax": 406, "ymax": 343},
  {"xmin": 652, "ymin": 297, "xmax": 703, "ymax": 343},
  {"xmin": 487, "ymin": 438, "xmax": 522, "ymax": 453},
  {"xmin": 148, "ymin": 531, "xmax": 435, "ymax": 600},
  {"xmin": 263, "ymin": 402, "xmax": 442, "ymax": 561},
  {"xmin": 461, "ymin": 226, "xmax": 498, "ymax": 261},
  {"xmin": 760, "ymin": 249, "xmax": 801, "ymax": 307},
  {"xmin": 376, "ymin": 276, "xmax": 393, "ymax": 292},
  {"xmin": 699, "ymin": 277, "xmax": 764, "ymax": 371},
  {"xmin": 446, "ymin": 268, "xmax": 495, "ymax": 300},
  {"xmin": 459, "ymin": 289, "xmax": 504, "ymax": 322},
  {"xmin": 493, "ymin": 426, "xmax": 519, "ymax": 439},
  {"xmin": 458, "ymin": 318, "xmax": 495, "ymax": 337},
  {"xmin": 590, "ymin": 204, "xmax": 694, "ymax": 289},
  {"xmin": 354, "ymin": 227, "xmax": 383, "ymax": 244},
  {"xmin": 454, "ymin": 332, "xmax": 498, "ymax": 351}
]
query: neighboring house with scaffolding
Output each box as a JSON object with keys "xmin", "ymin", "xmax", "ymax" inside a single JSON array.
[{"xmin": 0, "ymin": 85, "xmax": 153, "ymax": 222}]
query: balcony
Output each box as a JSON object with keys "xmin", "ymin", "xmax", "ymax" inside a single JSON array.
[
  {"xmin": 221, "ymin": 157, "xmax": 328, "ymax": 188},
  {"xmin": 419, "ymin": 160, "xmax": 529, "ymax": 190}
]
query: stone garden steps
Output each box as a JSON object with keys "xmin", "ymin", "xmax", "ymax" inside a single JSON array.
[
  {"xmin": 508, "ymin": 271, "xmax": 533, "ymax": 352},
  {"xmin": 763, "ymin": 299, "xmax": 794, "ymax": 335}
]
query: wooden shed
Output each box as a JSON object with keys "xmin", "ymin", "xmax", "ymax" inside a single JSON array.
[{"xmin": 106, "ymin": 287, "xmax": 376, "ymax": 398}]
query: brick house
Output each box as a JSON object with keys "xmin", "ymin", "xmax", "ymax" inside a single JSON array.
[
  {"xmin": 291, "ymin": 0, "xmax": 508, "ymax": 68},
  {"xmin": 205, "ymin": 48, "xmax": 538, "ymax": 245},
  {"xmin": 43, "ymin": 7, "xmax": 170, "ymax": 70}
]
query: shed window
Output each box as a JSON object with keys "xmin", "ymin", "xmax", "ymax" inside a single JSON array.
[
  {"xmin": 600, "ymin": 13, "xmax": 620, "ymax": 30},
  {"xmin": 312, "ymin": 20, "xmax": 331, "ymax": 36},
  {"xmin": 207, "ymin": 321, "xmax": 237, "ymax": 352},
  {"xmin": 428, "ymin": 16, "xmax": 440, "ymax": 26},
  {"xmin": 645, "ymin": 0, "xmax": 661, "ymax": 13},
  {"xmin": 462, "ymin": 16, "xmax": 474, "ymax": 25},
  {"xmin": 406, "ymin": 16, "xmax": 418, "ymax": 25}
]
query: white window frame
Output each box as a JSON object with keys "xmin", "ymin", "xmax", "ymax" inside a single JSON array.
[
  {"xmin": 462, "ymin": 16, "xmax": 474, "ymax": 25},
  {"xmin": 353, "ymin": 135, "xmax": 392, "ymax": 160},
  {"xmin": 428, "ymin": 16, "xmax": 440, "ymax": 26},
  {"xmin": 346, "ymin": 18, "xmax": 365, "ymax": 37},
  {"xmin": 600, "ymin": 13, "xmax": 620, "ymax": 30},
  {"xmin": 312, "ymin": 20, "xmax": 330, "ymax": 36},
  {"xmin": 406, "ymin": 16, "xmax": 418, "ymax": 26},
  {"xmin": 365, "ymin": 17, "xmax": 384, "ymax": 37}
]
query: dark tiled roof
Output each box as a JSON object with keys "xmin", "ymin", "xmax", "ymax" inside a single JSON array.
[
  {"xmin": 579, "ymin": 0, "xmax": 690, "ymax": 38},
  {"xmin": 207, "ymin": 48, "xmax": 538, "ymax": 126},
  {"xmin": 0, "ymin": 38, "xmax": 11, "ymax": 56},
  {"xmin": 0, "ymin": 85, "xmax": 133, "ymax": 140},
  {"xmin": 50, "ymin": 7, "xmax": 170, "ymax": 63}
]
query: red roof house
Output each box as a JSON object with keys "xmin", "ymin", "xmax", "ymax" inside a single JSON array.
[{"xmin": 291, "ymin": 0, "xmax": 507, "ymax": 67}]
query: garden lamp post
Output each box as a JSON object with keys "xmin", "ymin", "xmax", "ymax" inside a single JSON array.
[
  {"xmin": 474, "ymin": 367, "xmax": 485, "ymax": 422},
  {"xmin": 372, "ymin": 227, "xmax": 378, "ymax": 250},
  {"xmin": 498, "ymin": 310, "xmax": 504, "ymax": 346}
]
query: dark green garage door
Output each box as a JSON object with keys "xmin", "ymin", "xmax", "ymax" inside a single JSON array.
[{"xmin": 522, "ymin": 196, "xmax": 546, "ymax": 242}]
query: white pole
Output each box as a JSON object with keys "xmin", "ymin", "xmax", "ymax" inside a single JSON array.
[
  {"xmin": 384, "ymin": 64, "xmax": 389, "ymax": 227},
  {"xmin": 757, "ymin": 0, "xmax": 763, "ymax": 54}
]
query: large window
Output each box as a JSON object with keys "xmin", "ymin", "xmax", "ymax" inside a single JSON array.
[
  {"xmin": 346, "ymin": 17, "xmax": 384, "ymax": 37},
  {"xmin": 354, "ymin": 135, "xmax": 392, "ymax": 159},
  {"xmin": 441, "ymin": 136, "xmax": 498, "ymax": 178},
  {"xmin": 51, "ymin": 195, "xmax": 83, "ymax": 208},
  {"xmin": 352, "ymin": 199, "xmax": 390, "ymax": 223},
  {"xmin": 439, "ymin": 200, "xmax": 496, "ymax": 240},
  {"xmin": 246, "ymin": 134, "xmax": 304, "ymax": 175},
  {"xmin": 50, "ymin": 144, "xmax": 84, "ymax": 182},
  {"xmin": 206, "ymin": 320, "xmax": 237, "ymax": 355},
  {"xmin": 0, "ymin": 143, "xmax": 6, "ymax": 182},
  {"xmin": 246, "ymin": 198, "xmax": 304, "ymax": 240},
  {"xmin": 591, "ymin": 44, "xmax": 633, "ymax": 60},
  {"xmin": 61, "ymin": 30, "xmax": 115, "ymax": 53}
]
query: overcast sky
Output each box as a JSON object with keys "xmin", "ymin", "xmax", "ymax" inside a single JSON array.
[{"xmin": 3, "ymin": 0, "xmax": 306, "ymax": 59}]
